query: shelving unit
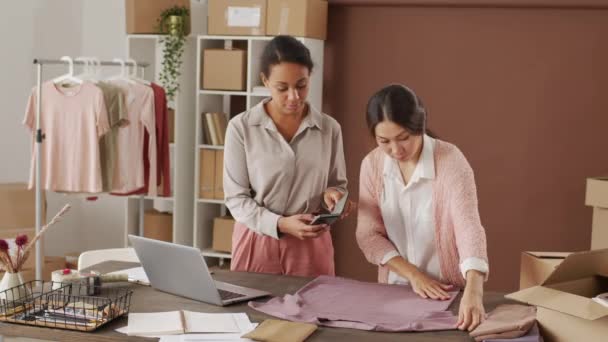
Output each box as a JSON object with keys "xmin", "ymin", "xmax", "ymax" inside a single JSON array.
[
  {"xmin": 193, "ymin": 35, "xmax": 325, "ymax": 264},
  {"xmin": 123, "ymin": 34, "xmax": 197, "ymax": 247}
]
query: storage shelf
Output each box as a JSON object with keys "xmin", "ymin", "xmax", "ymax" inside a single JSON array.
[
  {"xmin": 129, "ymin": 195, "xmax": 174, "ymax": 201},
  {"xmin": 199, "ymin": 90, "xmax": 247, "ymax": 96},
  {"xmin": 198, "ymin": 144, "xmax": 224, "ymax": 150},
  {"xmin": 126, "ymin": 34, "xmax": 161, "ymax": 40},
  {"xmin": 198, "ymin": 198, "xmax": 224, "ymax": 204},
  {"xmin": 199, "ymin": 35, "xmax": 273, "ymax": 41},
  {"xmin": 202, "ymin": 249, "xmax": 232, "ymax": 259}
]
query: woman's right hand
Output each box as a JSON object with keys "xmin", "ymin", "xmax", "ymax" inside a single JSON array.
[
  {"xmin": 278, "ymin": 214, "xmax": 329, "ymax": 240},
  {"xmin": 409, "ymin": 270, "xmax": 453, "ymax": 300}
]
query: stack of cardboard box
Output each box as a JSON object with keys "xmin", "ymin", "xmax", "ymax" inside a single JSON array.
[
  {"xmin": 506, "ymin": 177, "xmax": 608, "ymax": 341},
  {"xmin": 208, "ymin": 0, "xmax": 327, "ymax": 40},
  {"xmin": 585, "ymin": 177, "xmax": 608, "ymax": 249}
]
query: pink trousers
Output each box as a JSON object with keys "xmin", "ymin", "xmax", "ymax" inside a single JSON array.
[{"xmin": 230, "ymin": 222, "xmax": 335, "ymax": 277}]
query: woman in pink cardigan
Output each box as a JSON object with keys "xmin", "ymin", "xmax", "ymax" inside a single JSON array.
[{"xmin": 356, "ymin": 84, "xmax": 489, "ymax": 332}]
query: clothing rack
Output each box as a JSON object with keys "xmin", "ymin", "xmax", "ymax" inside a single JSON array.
[{"xmin": 31, "ymin": 58, "xmax": 150, "ymax": 280}]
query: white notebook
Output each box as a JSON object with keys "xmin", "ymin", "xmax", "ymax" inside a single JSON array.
[{"xmin": 127, "ymin": 311, "xmax": 250, "ymax": 336}]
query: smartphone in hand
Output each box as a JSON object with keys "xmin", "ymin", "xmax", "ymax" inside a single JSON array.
[{"xmin": 310, "ymin": 191, "xmax": 349, "ymax": 226}]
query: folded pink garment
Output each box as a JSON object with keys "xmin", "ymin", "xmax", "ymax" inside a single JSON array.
[
  {"xmin": 470, "ymin": 304, "xmax": 536, "ymax": 341},
  {"xmin": 249, "ymin": 275, "xmax": 459, "ymax": 332}
]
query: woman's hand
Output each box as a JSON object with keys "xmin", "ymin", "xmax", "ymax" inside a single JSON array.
[
  {"xmin": 457, "ymin": 270, "xmax": 486, "ymax": 331},
  {"xmin": 409, "ymin": 269, "xmax": 453, "ymax": 300},
  {"xmin": 323, "ymin": 188, "xmax": 356, "ymax": 218},
  {"xmin": 278, "ymin": 214, "xmax": 328, "ymax": 240}
]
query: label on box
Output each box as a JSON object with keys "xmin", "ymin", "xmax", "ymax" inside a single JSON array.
[{"xmin": 227, "ymin": 6, "xmax": 261, "ymax": 27}]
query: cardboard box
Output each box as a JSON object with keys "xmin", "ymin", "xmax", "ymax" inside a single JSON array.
[
  {"xmin": 0, "ymin": 183, "xmax": 42, "ymax": 230},
  {"xmin": 267, "ymin": 0, "xmax": 328, "ymax": 40},
  {"xmin": 507, "ymin": 248, "xmax": 608, "ymax": 342},
  {"xmin": 125, "ymin": 0, "xmax": 191, "ymax": 34},
  {"xmin": 144, "ymin": 209, "xmax": 173, "ymax": 242},
  {"xmin": 208, "ymin": 0, "xmax": 267, "ymax": 36},
  {"xmin": 212, "ymin": 216, "xmax": 235, "ymax": 252},
  {"xmin": 214, "ymin": 150, "xmax": 224, "ymax": 200},
  {"xmin": 168, "ymin": 108, "xmax": 175, "ymax": 144},
  {"xmin": 199, "ymin": 149, "xmax": 216, "ymax": 199},
  {"xmin": 591, "ymin": 207, "xmax": 608, "ymax": 250},
  {"xmin": 202, "ymin": 48, "xmax": 247, "ymax": 91},
  {"xmin": 520, "ymin": 251, "xmax": 570, "ymax": 290},
  {"xmin": 586, "ymin": 177, "xmax": 608, "ymax": 249},
  {"xmin": 0, "ymin": 229, "xmax": 37, "ymax": 273},
  {"xmin": 586, "ymin": 177, "xmax": 608, "ymax": 208}
]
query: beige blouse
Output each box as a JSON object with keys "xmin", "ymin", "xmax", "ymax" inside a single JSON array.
[{"xmin": 223, "ymin": 99, "xmax": 347, "ymax": 239}]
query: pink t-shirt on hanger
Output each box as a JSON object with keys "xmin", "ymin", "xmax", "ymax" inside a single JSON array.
[
  {"xmin": 109, "ymin": 80, "xmax": 157, "ymax": 196},
  {"xmin": 23, "ymin": 81, "xmax": 110, "ymax": 193}
]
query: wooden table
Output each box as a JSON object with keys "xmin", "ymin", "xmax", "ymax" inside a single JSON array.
[{"xmin": 0, "ymin": 261, "xmax": 514, "ymax": 341}]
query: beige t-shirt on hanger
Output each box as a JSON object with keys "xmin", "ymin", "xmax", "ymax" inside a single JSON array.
[
  {"xmin": 108, "ymin": 80, "xmax": 157, "ymax": 196},
  {"xmin": 23, "ymin": 81, "xmax": 110, "ymax": 193},
  {"xmin": 96, "ymin": 81, "xmax": 128, "ymax": 192}
]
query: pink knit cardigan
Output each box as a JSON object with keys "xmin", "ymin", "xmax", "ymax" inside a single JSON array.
[{"xmin": 356, "ymin": 140, "xmax": 488, "ymax": 288}]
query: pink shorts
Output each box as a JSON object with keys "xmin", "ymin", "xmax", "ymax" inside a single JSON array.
[{"xmin": 230, "ymin": 222, "xmax": 335, "ymax": 277}]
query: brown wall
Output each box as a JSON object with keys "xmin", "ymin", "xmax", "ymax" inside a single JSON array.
[{"xmin": 324, "ymin": 2, "xmax": 608, "ymax": 291}]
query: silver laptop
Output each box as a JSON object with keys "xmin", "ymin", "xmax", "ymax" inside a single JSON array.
[{"xmin": 129, "ymin": 235, "xmax": 270, "ymax": 306}]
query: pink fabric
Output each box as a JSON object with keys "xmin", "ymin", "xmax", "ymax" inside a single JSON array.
[
  {"xmin": 249, "ymin": 275, "xmax": 458, "ymax": 332},
  {"xmin": 23, "ymin": 81, "xmax": 110, "ymax": 193},
  {"xmin": 356, "ymin": 141, "xmax": 488, "ymax": 287},
  {"xmin": 109, "ymin": 81, "xmax": 157, "ymax": 196},
  {"xmin": 231, "ymin": 222, "xmax": 334, "ymax": 277},
  {"xmin": 130, "ymin": 83, "xmax": 171, "ymax": 197}
]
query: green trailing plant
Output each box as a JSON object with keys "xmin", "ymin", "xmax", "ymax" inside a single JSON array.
[{"xmin": 157, "ymin": 5, "xmax": 190, "ymax": 101}]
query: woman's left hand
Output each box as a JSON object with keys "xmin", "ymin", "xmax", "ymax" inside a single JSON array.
[
  {"xmin": 457, "ymin": 288, "xmax": 485, "ymax": 331},
  {"xmin": 323, "ymin": 188, "xmax": 355, "ymax": 218}
]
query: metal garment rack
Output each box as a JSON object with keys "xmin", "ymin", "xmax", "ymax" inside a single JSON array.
[{"xmin": 31, "ymin": 58, "xmax": 150, "ymax": 280}]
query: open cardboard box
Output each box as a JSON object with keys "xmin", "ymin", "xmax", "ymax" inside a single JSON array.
[
  {"xmin": 520, "ymin": 251, "xmax": 571, "ymax": 289},
  {"xmin": 507, "ymin": 248, "xmax": 608, "ymax": 342}
]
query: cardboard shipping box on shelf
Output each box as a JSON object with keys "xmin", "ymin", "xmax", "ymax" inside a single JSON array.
[
  {"xmin": 519, "ymin": 251, "xmax": 570, "ymax": 290},
  {"xmin": 212, "ymin": 216, "xmax": 235, "ymax": 253},
  {"xmin": 144, "ymin": 209, "xmax": 173, "ymax": 242},
  {"xmin": 208, "ymin": 0, "xmax": 267, "ymax": 36},
  {"xmin": 585, "ymin": 177, "xmax": 608, "ymax": 249},
  {"xmin": 507, "ymin": 248, "xmax": 608, "ymax": 342},
  {"xmin": 125, "ymin": 0, "xmax": 191, "ymax": 34},
  {"xmin": 267, "ymin": 0, "xmax": 328, "ymax": 40},
  {"xmin": 199, "ymin": 149, "xmax": 225, "ymax": 200},
  {"xmin": 202, "ymin": 48, "xmax": 247, "ymax": 91},
  {"xmin": 0, "ymin": 183, "xmax": 45, "ymax": 230}
]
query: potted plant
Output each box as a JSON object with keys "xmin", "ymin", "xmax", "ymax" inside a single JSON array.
[{"xmin": 157, "ymin": 5, "xmax": 190, "ymax": 102}]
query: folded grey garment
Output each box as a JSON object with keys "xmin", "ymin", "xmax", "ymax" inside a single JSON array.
[
  {"xmin": 481, "ymin": 323, "xmax": 543, "ymax": 342},
  {"xmin": 470, "ymin": 304, "xmax": 537, "ymax": 342}
]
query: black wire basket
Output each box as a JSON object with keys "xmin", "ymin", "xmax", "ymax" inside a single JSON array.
[{"xmin": 0, "ymin": 280, "xmax": 132, "ymax": 332}]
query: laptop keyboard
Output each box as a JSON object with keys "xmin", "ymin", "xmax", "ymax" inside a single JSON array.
[{"xmin": 218, "ymin": 289, "xmax": 246, "ymax": 301}]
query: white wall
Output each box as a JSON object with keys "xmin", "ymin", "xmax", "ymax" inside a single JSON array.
[{"xmin": 0, "ymin": 1, "xmax": 86, "ymax": 257}]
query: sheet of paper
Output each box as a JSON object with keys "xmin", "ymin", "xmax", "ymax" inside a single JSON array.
[
  {"xmin": 184, "ymin": 311, "xmax": 252, "ymax": 333},
  {"xmin": 227, "ymin": 6, "xmax": 261, "ymax": 27},
  {"xmin": 108, "ymin": 266, "xmax": 150, "ymax": 285},
  {"xmin": 127, "ymin": 311, "xmax": 184, "ymax": 336},
  {"xmin": 180, "ymin": 323, "xmax": 258, "ymax": 342}
]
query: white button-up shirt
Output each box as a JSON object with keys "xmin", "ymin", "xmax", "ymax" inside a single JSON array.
[{"xmin": 380, "ymin": 135, "xmax": 488, "ymax": 284}]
